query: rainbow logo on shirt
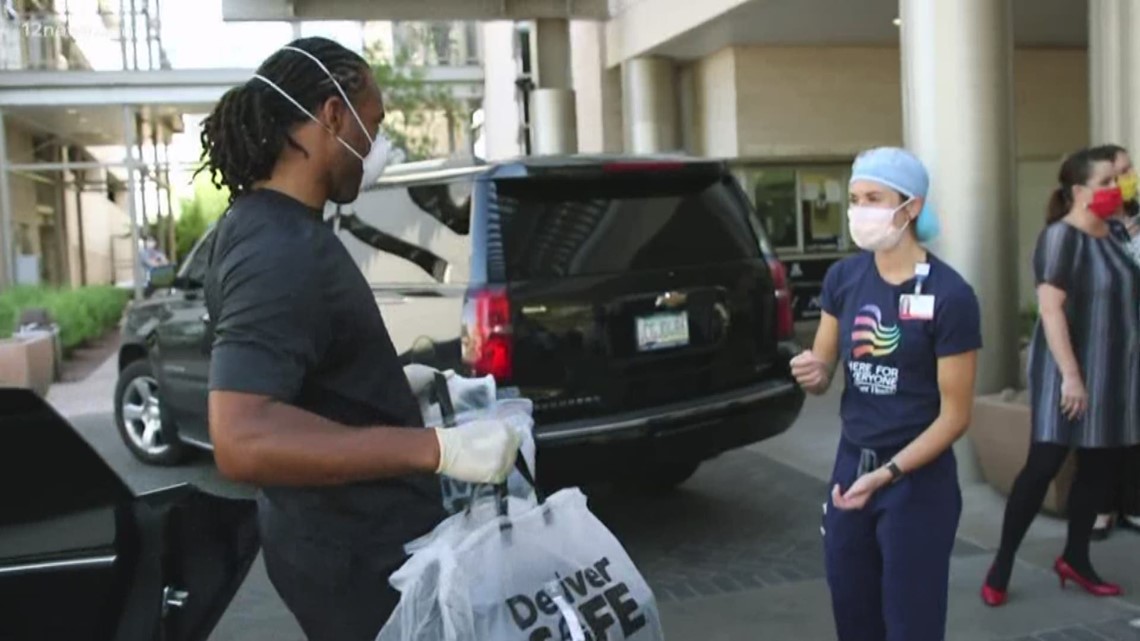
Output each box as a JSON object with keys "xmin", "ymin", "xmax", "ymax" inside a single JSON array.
[{"xmin": 851, "ymin": 304, "xmax": 901, "ymax": 358}]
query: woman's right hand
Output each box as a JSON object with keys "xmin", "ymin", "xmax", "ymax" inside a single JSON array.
[
  {"xmin": 791, "ymin": 349, "xmax": 830, "ymax": 394},
  {"xmin": 1060, "ymin": 373, "xmax": 1088, "ymax": 421}
]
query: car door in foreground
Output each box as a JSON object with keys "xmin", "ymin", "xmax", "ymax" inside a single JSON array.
[{"xmin": 0, "ymin": 388, "xmax": 259, "ymax": 641}]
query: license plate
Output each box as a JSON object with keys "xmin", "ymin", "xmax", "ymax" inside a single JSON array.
[{"xmin": 636, "ymin": 311, "xmax": 690, "ymax": 352}]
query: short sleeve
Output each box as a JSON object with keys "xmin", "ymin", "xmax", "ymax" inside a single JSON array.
[
  {"xmin": 1033, "ymin": 223, "xmax": 1078, "ymax": 291},
  {"xmin": 206, "ymin": 228, "xmax": 328, "ymax": 402},
  {"xmin": 934, "ymin": 282, "xmax": 982, "ymax": 358},
  {"xmin": 819, "ymin": 260, "xmax": 846, "ymax": 317}
]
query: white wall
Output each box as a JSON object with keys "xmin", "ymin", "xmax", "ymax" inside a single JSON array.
[
  {"xmin": 731, "ymin": 46, "xmax": 905, "ymax": 157},
  {"xmin": 60, "ymin": 169, "xmax": 131, "ymax": 287},
  {"xmin": 687, "ymin": 44, "xmax": 1089, "ymax": 306}
]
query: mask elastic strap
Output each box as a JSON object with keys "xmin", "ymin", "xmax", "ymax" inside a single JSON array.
[
  {"xmin": 895, "ymin": 196, "xmax": 917, "ymax": 229},
  {"xmin": 280, "ymin": 45, "xmax": 374, "ymax": 146},
  {"xmin": 251, "ymin": 73, "xmax": 367, "ymax": 162}
]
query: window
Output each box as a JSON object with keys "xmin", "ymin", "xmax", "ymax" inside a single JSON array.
[
  {"xmin": 178, "ymin": 227, "xmax": 214, "ymax": 285},
  {"xmin": 493, "ymin": 173, "xmax": 760, "ymax": 281},
  {"xmin": 338, "ymin": 177, "xmax": 475, "ymax": 286},
  {"xmin": 798, "ymin": 169, "xmax": 847, "ymax": 250},
  {"xmin": 733, "ymin": 163, "xmax": 852, "ymax": 254},
  {"xmin": 737, "ymin": 168, "xmax": 796, "ymax": 249}
]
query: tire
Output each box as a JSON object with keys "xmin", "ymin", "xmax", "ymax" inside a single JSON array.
[
  {"xmin": 632, "ymin": 460, "xmax": 702, "ymax": 494},
  {"xmin": 114, "ymin": 359, "xmax": 188, "ymax": 466}
]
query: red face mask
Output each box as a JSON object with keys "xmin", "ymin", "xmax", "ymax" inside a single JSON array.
[{"xmin": 1089, "ymin": 186, "xmax": 1124, "ymax": 219}]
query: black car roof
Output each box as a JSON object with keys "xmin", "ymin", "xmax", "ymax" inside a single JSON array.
[{"xmin": 368, "ymin": 153, "xmax": 731, "ymax": 189}]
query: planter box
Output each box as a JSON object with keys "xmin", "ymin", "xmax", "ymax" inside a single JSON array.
[
  {"xmin": 0, "ymin": 333, "xmax": 54, "ymax": 397},
  {"xmin": 969, "ymin": 392, "xmax": 1076, "ymax": 517}
]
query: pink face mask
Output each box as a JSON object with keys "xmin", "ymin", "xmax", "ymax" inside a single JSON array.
[{"xmin": 847, "ymin": 200, "xmax": 912, "ymax": 251}]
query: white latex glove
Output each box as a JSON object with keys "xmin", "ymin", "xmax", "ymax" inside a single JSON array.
[
  {"xmin": 434, "ymin": 419, "xmax": 521, "ymax": 484},
  {"xmin": 404, "ymin": 363, "xmax": 443, "ymax": 401}
]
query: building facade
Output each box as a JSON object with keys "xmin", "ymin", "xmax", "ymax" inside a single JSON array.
[{"xmin": 0, "ymin": 0, "xmax": 488, "ymax": 294}]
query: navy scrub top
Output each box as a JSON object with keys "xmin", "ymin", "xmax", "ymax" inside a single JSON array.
[{"xmin": 820, "ymin": 251, "xmax": 982, "ymax": 449}]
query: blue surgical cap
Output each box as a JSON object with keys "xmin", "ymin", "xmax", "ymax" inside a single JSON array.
[{"xmin": 850, "ymin": 147, "xmax": 941, "ymax": 242}]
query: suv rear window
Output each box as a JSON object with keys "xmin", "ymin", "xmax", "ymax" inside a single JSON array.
[{"xmin": 492, "ymin": 171, "xmax": 761, "ymax": 281}]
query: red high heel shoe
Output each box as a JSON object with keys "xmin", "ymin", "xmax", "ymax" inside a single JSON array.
[
  {"xmin": 1053, "ymin": 558, "xmax": 1123, "ymax": 597},
  {"xmin": 981, "ymin": 565, "xmax": 1008, "ymax": 607},
  {"xmin": 981, "ymin": 583, "xmax": 1008, "ymax": 607}
]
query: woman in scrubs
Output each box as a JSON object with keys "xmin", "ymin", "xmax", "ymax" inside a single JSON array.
[{"xmin": 791, "ymin": 147, "xmax": 982, "ymax": 641}]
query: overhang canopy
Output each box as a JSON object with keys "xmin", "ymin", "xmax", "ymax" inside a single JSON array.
[
  {"xmin": 0, "ymin": 66, "xmax": 485, "ymax": 149},
  {"xmin": 222, "ymin": 0, "xmax": 608, "ymax": 21},
  {"xmin": 607, "ymin": 0, "xmax": 1088, "ymax": 67}
]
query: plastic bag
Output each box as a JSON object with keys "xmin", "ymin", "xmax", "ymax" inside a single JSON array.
[
  {"xmin": 377, "ymin": 488, "xmax": 666, "ymax": 641},
  {"xmin": 420, "ymin": 370, "xmax": 538, "ymax": 513}
]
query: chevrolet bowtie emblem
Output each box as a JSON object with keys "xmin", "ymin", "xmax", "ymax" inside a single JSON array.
[{"xmin": 655, "ymin": 291, "xmax": 688, "ymax": 309}]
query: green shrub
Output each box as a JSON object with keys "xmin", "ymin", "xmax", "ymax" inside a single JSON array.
[
  {"xmin": 0, "ymin": 285, "xmax": 131, "ymax": 352},
  {"xmin": 0, "ymin": 297, "xmax": 15, "ymax": 339},
  {"xmin": 1019, "ymin": 304, "xmax": 1038, "ymax": 342}
]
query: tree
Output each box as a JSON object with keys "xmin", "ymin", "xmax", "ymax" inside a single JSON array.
[
  {"xmin": 174, "ymin": 171, "xmax": 230, "ymax": 264},
  {"xmin": 366, "ymin": 33, "xmax": 466, "ymax": 161}
]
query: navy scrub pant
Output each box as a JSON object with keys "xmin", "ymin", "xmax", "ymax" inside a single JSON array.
[{"xmin": 823, "ymin": 437, "xmax": 962, "ymax": 641}]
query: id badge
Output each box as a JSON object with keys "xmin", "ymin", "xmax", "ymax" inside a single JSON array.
[{"xmin": 899, "ymin": 294, "xmax": 935, "ymax": 321}]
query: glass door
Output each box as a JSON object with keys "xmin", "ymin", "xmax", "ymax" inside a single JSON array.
[{"xmin": 797, "ymin": 168, "xmax": 851, "ymax": 252}]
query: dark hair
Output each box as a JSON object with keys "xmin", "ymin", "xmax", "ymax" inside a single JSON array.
[
  {"xmin": 1046, "ymin": 146, "xmax": 1118, "ymax": 224},
  {"xmin": 196, "ymin": 37, "xmax": 372, "ymax": 203},
  {"xmin": 1094, "ymin": 143, "xmax": 1128, "ymax": 162}
]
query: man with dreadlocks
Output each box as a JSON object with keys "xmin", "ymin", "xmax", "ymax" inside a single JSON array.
[{"xmin": 197, "ymin": 37, "xmax": 520, "ymax": 640}]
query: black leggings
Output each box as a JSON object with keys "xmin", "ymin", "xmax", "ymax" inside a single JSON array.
[
  {"xmin": 1102, "ymin": 445, "xmax": 1140, "ymax": 517},
  {"xmin": 988, "ymin": 443, "xmax": 1125, "ymax": 590}
]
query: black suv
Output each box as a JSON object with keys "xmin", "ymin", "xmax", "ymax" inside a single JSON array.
[{"xmin": 115, "ymin": 155, "xmax": 805, "ymax": 490}]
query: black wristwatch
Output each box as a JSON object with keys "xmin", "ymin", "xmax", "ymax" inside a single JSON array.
[{"xmin": 885, "ymin": 461, "xmax": 904, "ymax": 484}]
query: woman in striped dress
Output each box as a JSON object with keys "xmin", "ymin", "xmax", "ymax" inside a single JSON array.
[{"xmin": 982, "ymin": 146, "xmax": 1140, "ymax": 606}]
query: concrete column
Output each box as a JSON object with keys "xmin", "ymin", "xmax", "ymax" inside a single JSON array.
[
  {"xmin": 533, "ymin": 19, "xmax": 572, "ymax": 90},
  {"xmin": 622, "ymin": 56, "xmax": 679, "ymax": 154},
  {"xmin": 0, "ymin": 111, "xmax": 12, "ymax": 288},
  {"xmin": 571, "ymin": 20, "xmax": 624, "ymax": 154},
  {"xmin": 1091, "ymin": 0, "xmax": 1126, "ymax": 146},
  {"xmin": 480, "ymin": 21, "xmax": 523, "ymax": 160},
  {"xmin": 530, "ymin": 19, "xmax": 577, "ymax": 155},
  {"xmin": 530, "ymin": 89, "xmax": 578, "ymax": 155},
  {"xmin": 900, "ymin": 0, "xmax": 1018, "ymax": 481},
  {"xmin": 1119, "ymin": 0, "xmax": 1140, "ymax": 155},
  {"xmin": 122, "ymin": 105, "xmax": 143, "ymax": 302}
]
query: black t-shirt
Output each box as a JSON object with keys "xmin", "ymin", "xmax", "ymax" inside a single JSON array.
[{"xmin": 204, "ymin": 189, "xmax": 444, "ymax": 558}]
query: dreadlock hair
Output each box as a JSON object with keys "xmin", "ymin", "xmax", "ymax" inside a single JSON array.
[{"xmin": 196, "ymin": 37, "xmax": 372, "ymax": 203}]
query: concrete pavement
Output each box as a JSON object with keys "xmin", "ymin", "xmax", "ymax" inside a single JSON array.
[{"xmin": 41, "ymin": 354, "xmax": 1140, "ymax": 640}]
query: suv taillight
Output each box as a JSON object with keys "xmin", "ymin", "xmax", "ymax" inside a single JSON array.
[
  {"xmin": 768, "ymin": 258, "xmax": 795, "ymax": 341},
  {"xmin": 461, "ymin": 287, "xmax": 513, "ymax": 381}
]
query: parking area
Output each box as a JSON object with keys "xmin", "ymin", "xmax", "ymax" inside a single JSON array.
[{"xmin": 55, "ymin": 369, "xmax": 1140, "ymax": 640}]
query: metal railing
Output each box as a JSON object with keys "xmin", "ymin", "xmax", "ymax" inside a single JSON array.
[{"xmin": 392, "ymin": 21, "xmax": 482, "ymax": 67}]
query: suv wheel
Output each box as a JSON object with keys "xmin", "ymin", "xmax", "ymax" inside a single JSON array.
[{"xmin": 114, "ymin": 359, "xmax": 187, "ymax": 466}]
